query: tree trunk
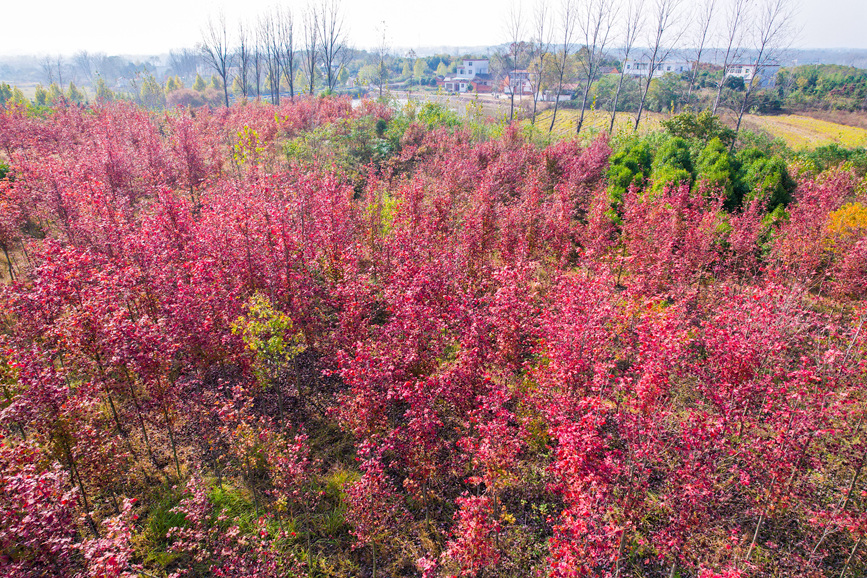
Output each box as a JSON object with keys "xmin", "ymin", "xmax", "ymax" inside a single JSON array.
[
  {"xmin": 1, "ymin": 242, "xmax": 15, "ymax": 281},
  {"xmin": 840, "ymin": 537, "xmax": 861, "ymax": 578},
  {"xmin": 730, "ymin": 82, "xmax": 755, "ymax": 152},
  {"xmin": 510, "ymin": 89, "xmax": 516, "ymax": 123},
  {"xmin": 609, "ymin": 70, "xmax": 628, "ymax": 134},
  {"xmin": 60, "ymin": 434, "xmax": 99, "ymax": 537},
  {"xmin": 685, "ymin": 57, "xmax": 702, "ymax": 109},
  {"xmin": 576, "ymin": 81, "xmax": 592, "ymax": 135},
  {"xmin": 634, "ymin": 74, "xmax": 652, "ymax": 131},
  {"xmin": 548, "ymin": 70, "xmax": 567, "ymax": 134}
]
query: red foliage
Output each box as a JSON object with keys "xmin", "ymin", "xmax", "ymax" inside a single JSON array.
[{"xmin": 0, "ymin": 97, "xmax": 865, "ymax": 577}]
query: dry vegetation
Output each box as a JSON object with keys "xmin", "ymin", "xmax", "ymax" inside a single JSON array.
[{"xmin": 742, "ymin": 113, "xmax": 867, "ymax": 149}]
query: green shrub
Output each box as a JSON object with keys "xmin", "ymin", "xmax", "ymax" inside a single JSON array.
[
  {"xmin": 661, "ymin": 110, "xmax": 736, "ymax": 148},
  {"xmin": 649, "ymin": 136, "xmax": 694, "ymax": 195},
  {"xmin": 607, "ymin": 139, "xmax": 653, "ymax": 206},
  {"xmin": 417, "ymin": 101, "xmax": 462, "ymax": 130},
  {"xmin": 696, "ymin": 138, "xmax": 744, "ymax": 207},
  {"xmin": 738, "ymin": 149, "xmax": 796, "ymax": 211}
]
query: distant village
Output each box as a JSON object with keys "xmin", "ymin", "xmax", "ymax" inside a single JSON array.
[{"xmin": 428, "ymin": 56, "xmax": 778, "ymax": 101}]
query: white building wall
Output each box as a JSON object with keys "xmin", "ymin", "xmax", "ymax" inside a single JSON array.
[{"xmin": 623, "ymin": 59, "xmax": 691, "ymax": 79}]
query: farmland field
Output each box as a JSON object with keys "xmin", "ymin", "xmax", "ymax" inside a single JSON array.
[
  {"xmin": 740, "ymin": 113, "xmax": 867, "ymax": 149},
  {"xmin": 521, "ymin": 106, "xmax": 867, "ymax": 150},
  {"xmin": 527, "ymin": 108, "xmax": 665, "ymax": 139}
]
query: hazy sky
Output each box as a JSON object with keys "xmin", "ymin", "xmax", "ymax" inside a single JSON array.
[{"xmin": 1, "ymin": 0, "xmax": 865, "ymax": 57}]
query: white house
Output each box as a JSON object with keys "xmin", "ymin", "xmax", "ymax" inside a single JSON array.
[
  {"xmin": 438, "ymin": 59, "xmax": 493, "ymax": 93},
  {"xmin": 455, "ymin": 59, "xmax": 489, "ymax": 78},
  {"xmin": 725, "ymin": 63, "xmax": 780, "ymax": 88},
  {"xmin": 623, "ymin": 58, "xmax": 691, "ymax": 79}
]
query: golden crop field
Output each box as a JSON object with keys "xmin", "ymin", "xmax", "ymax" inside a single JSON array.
[
  {"xmin": 526, "ymin": 108, "xmax": 666, "ymax": 141},
  {"xmin": 743, "ymin": 114, "xmax": 867, "ymax": 150}
]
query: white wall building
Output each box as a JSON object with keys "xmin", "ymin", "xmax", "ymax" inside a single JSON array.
[
  {"xmin": 454, "ymin": 59, "xmax": 489, "ymax": 78},
  {"xmin": 725, "ymin": 63, "xmax": 780, "ymax": 88},
  {"xmin": 623, "ymin": 58, "xmax": 691, "ymax": 79},
  {"xmin": 439, "ymin": 59, "xmax": 492, "ymax": 93}
]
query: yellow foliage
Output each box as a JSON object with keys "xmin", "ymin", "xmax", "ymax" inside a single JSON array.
[
  {"xmin": 825, "ymin": 202, "xmax": 867, "ymax": 252},
  {"xmin": 234, "ymin": 125, "xmax": 266, "ymax": 165}
]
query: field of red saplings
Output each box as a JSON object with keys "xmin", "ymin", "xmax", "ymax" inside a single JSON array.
[{"xmin": 0, "ymin": 96, "xmax": 866, "ymax": 578}]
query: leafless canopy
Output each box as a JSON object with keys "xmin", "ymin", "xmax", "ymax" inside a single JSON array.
[
  {"xmin": 609, "ymin": 0, "xmax": 644, "ymax": 133},
  {"xmin": 301, "ymin": 3, "xmax": 319, "ymax": 95},
  {"xmin": 527, "ymin": 0, "xmax": 553, "ymax": 124},
  {"xmin": 547, "ymin": 0, "xmax": 578, "ymax": 134},
  {"xmin": 237, "ymin": 22, "xmax": 251, "ymax": 99},
  {"xmin": 575, "ymin": 0, "xmax": 617, "ymax": 134},
  {"xmin": 731, "ymin": 0, "xmax": 797, "ymax": 145},
  {"xmin": 712, "ymin": 0, "xmax": 752, "ymax": 114},
  {"xmin": 41, "ymin": 55, "xmax": 65, "ymax": 87},
  {"xmin": 73, "ymin": 51, "xmax": 95, "ymax": 86},
  {"xmin": 276, "ymin": 6, "xmax": 297, "ymax": 100},
  {"xmin": 684, "ymin": 0, "xmax": 718, "ymax": 108},
  {"xmin": 503, "ymin": 0, "xmax": 525, "ymax": 122},
  {"xmin": 633, "ymin": 0, "xmax": 685, "ymax": 130},
  {"xmin": 317, "ymin": 0, "xmax": 349, "ymax": 92},
  {"xmin": 169, "ymin": 48, "xmax": 200, "ymax": 81},
  {"xmin": 374, "ymin": 21, "xmax": 391, "ymax": 98},
  {"xmin": 252, "ymin": 24, "xmax": 264, "ymax": 98},
  {"xmin": 200, "ymin": 13, "xmax": 233, "ymax": 107}
]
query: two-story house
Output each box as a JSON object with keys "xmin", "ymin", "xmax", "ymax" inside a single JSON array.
[
  {"xmin": 724, "ymin": 62, "xmax": 780, "ymax": 88},
  {"xmin": 438, "ymin": 59, "xmax": 493, "ymax": 93}
]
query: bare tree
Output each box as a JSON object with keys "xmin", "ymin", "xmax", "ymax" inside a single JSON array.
[
  {"xmin": 374, "ymin": 21, "xmax": 391, "ymax": 99},
  {"xmin": 169, "ymin": 48, "xmax": 200, "ymax": 82},
  {"xmin": 609, "ymin": 0, "xmax": 644, "ymax": 133},
  {"xmin": 73, "ymin": 51, "xmax": 95, "ymax": 87},
  {"xmin": 259, "ymin": 10, "xmax": 282, "ymax": 103},
  {"xmin": 528, "ymin": 0, "xmax": 553, "ymax": 124},
  {"xmin": 276, "ymin": 6, "xmax": 297, "ymax": 99},
  {"xmin": 253, "ymin": 27, "xmax": 264, "ymax": 99},
  {"xmin": 684, "ymin": 0, "xmax": 718, "ymax": 109},
  {"xmin": 237, "ymin": 22, "xmax": 252, "ymax": 99},
  {"xmin": 548, "ymin": 0, "xmax": 578, "ymax": 134},
  {"xmin": 504, "ymin": 1, "xmax": 526, "ymax": 122},
  {"xmin": 731, "ymin": 0, "xmax": 796, "ymax": 149},
  {"xmin": 301, "ymin": 3, "xmax": 319, "ymax": 94},
  {"xmin": 41, "ymin": 55, "xmax": 65, "ymax": 87},
  {"xmin": 712, "ymin": 0, "xmax": 752, "ymax": 114},
  {"xmin": 575, "ymin": 0, "xmax": 617, "ymax": 134},
  {"xmin": 41, "ymin": 56, "xmax": 55, "ymax": 86},
  {"xmin": 317, "ymin": 0, "xmax": 348, "ymax": 92},
  {"xmin": 633, "ymin": 0, "xmax": 685, "ymax": 130},
  {"xmin": 200, "ymin": 13, "xmax": 233, "ymax": 107}
]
